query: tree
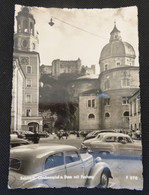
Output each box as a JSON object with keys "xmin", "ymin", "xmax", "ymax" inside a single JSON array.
[{"xmin": 39, "ymin": 73, "xmax": 80, "ymax": 130}]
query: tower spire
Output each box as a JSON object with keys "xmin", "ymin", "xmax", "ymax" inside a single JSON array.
[{"xmin": 109, "ymin": 21, "xmax": 121, "ymax": 42}]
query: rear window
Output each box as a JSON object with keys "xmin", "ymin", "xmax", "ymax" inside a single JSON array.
[{"xmin": 9, "ymin": 158, "xmax": 21, "ymax": 170}]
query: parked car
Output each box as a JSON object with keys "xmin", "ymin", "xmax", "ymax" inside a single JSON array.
[
  {"xmin": 8, "ymin": 144, "xmax": 112, "ymax": 188},
  {"xmin": 84, "ymin": 130, "xmax": 116, "ymax": 141},
  {"xmin": 81, "ymin": 132, "xmax": 142, "ymax": 156},
  {"xmin": 79, "ymin": 130, "xmax": 90, "ymax": 137},
  {"xmin": 10, "ymin": 136, "xmax": 30, "ymax": 148}
]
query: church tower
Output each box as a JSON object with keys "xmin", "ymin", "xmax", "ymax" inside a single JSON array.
[
  {"xmin": 98, "ymin": 22, "xmax": 139, "ymax": 130},
  {"xmin": 13, "ymin": 7, "xmax": 42, "ymax": 132}
]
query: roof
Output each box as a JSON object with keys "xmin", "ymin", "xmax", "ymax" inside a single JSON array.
[
  {"xmin": 110, "ymin": 24, "xmax": 120, "ymax": 35},
  {"xmin": 77, "ymin": 74, "xmax": 98, "ymax": 80},
  {"xmin": 100, "ymin": 41, "xmax": 136, "ymax": 61},
  {"xmin": 80, "ymin": 89, "xmax": 101, "ymax": 96}
]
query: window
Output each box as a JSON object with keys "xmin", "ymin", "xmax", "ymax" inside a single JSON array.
[
  {"xmin": 123, "ymin": 111, "xmax": 129, "ymax": 117},
  {"xmin": 27, "ymin": 66, "xmax": 31, "ymax": 74},
  {"xmin": 23, "ymin": 20, "xmax": 28, "ymax": 33},
  {"xmin": 26, "ymin": 94, "xmax": 31, "ymax": 103},
  {"xmin": 26, "ymin": 109, "xmax": 31, "ymax": 117},
  {"xmin": 30, "ymin": 22, "xmax": 34, "ymax": 35},
  {"xmin": 105, "ymin": 64, "xmax": 108, "ymax": 71},
  {"xmin": 105, "ymin": 136, "xmax": 116, "ymax": 142},
  {"xmin": 26, "ymin": 80, "xmax": 31, "ymax": 87},
  {"xmin": 9, "ymin": 158, "xmax": 21, "ymax": 170},
  {"xmin": 116, "ymin": 62, "xmax": 121, "ymax": 66},
  {"xmin": 121, "ymin": 78, "xmax": 130, "ymax": 87},
  {"xmin": 88, "ymin": 114, "xmax": 95, "ymax": 119},
  {"xmin": 105, "ymin": 98, "xmax": 110, "ymax": 105},
  {"xmin": 45, "ymin": 153, "xmax": 64, "ymax": 169},
  {"xmin": 88, "ymin": 99, "xmax": 95, "ymax": 108},
  {"xmin": 104, "ymin": 80, "xmax": 110, "ymax": 90},
  {"xmin": 134, "ymin": 99, "xmax": 137, "ymax": 115},
  {"xmin": 65, "ymin": 151, "xmax": 80, "ymax": 164},
  {"xmin": 105, "ymin": 112, "xmax": 110, "ymax": 117},
  {"xmin": 122, "ymin": 97, "xmax": 129, "ymax": 105}
]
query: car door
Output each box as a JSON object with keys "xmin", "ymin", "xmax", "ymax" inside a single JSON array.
[
  {"xmin": 43, "ymin": 152, "xmax": 67, "ymax": 187},
  {"xmin": 65, "ymin": 151, "xmax": 85, "ymax": 187},
  {"xmin": 116, "ymin": 136, "xmax": 137, "ymax": 155}
]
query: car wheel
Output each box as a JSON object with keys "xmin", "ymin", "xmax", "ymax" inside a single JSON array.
[{"xmin": 98, "ymin": 172, "xmax": 109, "ymax": 188}]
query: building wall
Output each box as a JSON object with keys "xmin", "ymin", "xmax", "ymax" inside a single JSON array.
[
  {"xmin": 79, "ymin": 95, "xmax": 100, "ymax": 131},
  {"xmin": 99, "ymin": 67, "xmax": 139, "ymax": 92},
  {"xmin": 11, "ymin": 59, "xmax": 24, "ymax": 131},
  {"xmin": 100, "ymin": 89, "xmax": 138, "ymax": 130},
  {"xmin": 100, "ymin": 56, "xmax": 135, "ymax": 73},
  {"xmin": 129, "ymin": 90, "xmax": 141, "ymax": 131}
]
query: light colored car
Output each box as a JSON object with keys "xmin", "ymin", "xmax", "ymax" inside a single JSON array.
[
  {"xmin": 8, "ymin": 144, "xmax": 112, "ymax": 188},
  {"xmin": 81, "ymin": 132, "xmax": 142, "ymax": 156}
]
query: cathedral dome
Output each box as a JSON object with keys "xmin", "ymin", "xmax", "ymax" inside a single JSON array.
[
  {"xmin": 100, "ymin": 41, "xmax": 136, "ymax": 61},
  {"xmin": 99, "ymin": 23, "xmax": 136, "ymax": 62}
]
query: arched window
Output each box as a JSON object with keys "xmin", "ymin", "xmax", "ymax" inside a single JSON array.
[
  {"xmin": 135, "ymin": 124, "xmax": 137, "ymax": 130},
  {"xmin": 123, "ymin": 111, "xmax": 129, "ymax": 117},
  {"xmin": 30, "ymin": 22, "xmax": 34, "ymax": 35},
  {"xmin": 88, "ymin": 114, "xmax": 95, "ymax": 119},
  {"xmin": 105, "ymin": 112, "xmax": 110, "ymax": 117},
  {"xmin": 23, "ymin": 20, "xmax": 28, "ymax": 33},
  {"xmin": 131, "ymin": 124, "xmax": 133, "ymax": 130}
]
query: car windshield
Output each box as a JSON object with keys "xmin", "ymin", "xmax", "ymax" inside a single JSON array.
[{"xmin": 9, "ymin": 158, "xmax": 21, "ymax": 170}]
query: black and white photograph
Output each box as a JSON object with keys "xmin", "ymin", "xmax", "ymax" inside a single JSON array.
[{"xmin": 8, "ymin": 4, "xmax": 142, "ymax": 190}]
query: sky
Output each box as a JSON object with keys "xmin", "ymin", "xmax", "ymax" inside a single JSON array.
[{"xmin": 14, "ymin": 5, "xmax": 139, "ymax": 74}]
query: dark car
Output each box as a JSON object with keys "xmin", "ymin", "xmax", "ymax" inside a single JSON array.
[
  {"xmin": 9, "ymin": 144, "xmax": 112, "ymax": 188},
  {"xmin": 10, "ymin": 137, "xmax": 30, "ymax": 148}
]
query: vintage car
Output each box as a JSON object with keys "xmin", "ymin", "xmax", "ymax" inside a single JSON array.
[
  {"xmin": 84, "ymin": 130, "xmax": 116, "ymax": 141},
  {"xmin": 8, "ymin": 144, "xmax": 112, "ymax": 188},
  {"xmin": 81, "ymin": 132, "xmax": 142, "ymax": 156},
  {"xmin": 10, "ymin": 137, "xmax": 30, "ymax": 148}
]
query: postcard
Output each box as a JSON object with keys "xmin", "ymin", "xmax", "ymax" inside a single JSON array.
[{"xmin": 8, "ymin": 5, "xmax": 142, "ymax": 190}]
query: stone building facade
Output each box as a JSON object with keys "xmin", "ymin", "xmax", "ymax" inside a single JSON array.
[
  {"xmin": 79, "ymin": 23, "xmax": 139, "ymax": 131},
  {"xmin": 11, "ymin": 58, "xmax": 25, "ymax": 131},
  {"xmin": 129, "ymin": 90, "xmax": 141, "ymax": 131},
  {"xmin": 51, "ymin": 58, "xmax": 81, "ymax": 77},
  {"xmin": 13, "ymin": 7, "xmax": 43, "ymax": 132}
]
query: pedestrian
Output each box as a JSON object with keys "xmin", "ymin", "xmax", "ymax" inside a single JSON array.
[{"xmin": 33, "ymin": 130, "xmax": 40, "ymax": 144}]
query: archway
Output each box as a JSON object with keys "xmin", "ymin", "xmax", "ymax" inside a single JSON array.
[{"xmin": 28, "ymin": 122, "xmax": 39, "ymax": 133}]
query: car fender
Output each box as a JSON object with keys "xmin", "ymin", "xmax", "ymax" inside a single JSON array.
[{"xmin": 85, "ymin": 162, "xmax": 112, "ymax": 188}]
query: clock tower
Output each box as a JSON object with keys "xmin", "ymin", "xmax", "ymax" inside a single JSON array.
[
  {"xmin": 13, "ymin": 7, "xmax": 42, "ymax": 132},
  {"xmin": 14, "ymin": 7, "xmax": 38, "ymax": 52}
]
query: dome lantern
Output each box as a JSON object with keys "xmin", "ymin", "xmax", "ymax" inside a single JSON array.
[{"xmin": 109, "ymin": 21, "xmax": 122, "ymax": 42}]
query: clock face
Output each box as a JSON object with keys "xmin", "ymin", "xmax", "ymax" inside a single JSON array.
[
  {"xmin": 20, "ymin": 56, "xmax": 29, "ymax": 65},
  {"xmin": 22, "ymin": 39, "xmax": 28, "ymax": 48}
]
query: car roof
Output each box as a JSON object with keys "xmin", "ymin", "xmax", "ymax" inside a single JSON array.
[
  {"xmin": 10, "ymin": 144, "xmax": 77, "ymax": 159},
  {"xmin": 10, "ymin": 144, "xmax": 78, "ymax": 175},
  {"xmin": 99, "ymin": 132, "xmax": 130, "ymax": 137}
]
